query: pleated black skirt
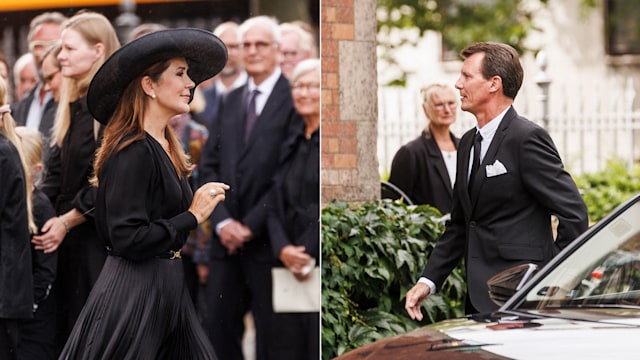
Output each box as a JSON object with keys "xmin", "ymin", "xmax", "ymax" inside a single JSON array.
[{"xmin": 58, "ymin": 255, "xmax": 217, "ymax": 360}]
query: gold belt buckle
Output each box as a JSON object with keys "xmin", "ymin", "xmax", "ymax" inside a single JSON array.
[{"xmin": 169, "ymin": 250, "xmax": 181, "ymax": 259}]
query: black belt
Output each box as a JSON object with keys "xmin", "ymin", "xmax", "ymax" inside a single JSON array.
[{"xmin": 106, "ymin": 246, "xmax": 182, "ymax": 260}]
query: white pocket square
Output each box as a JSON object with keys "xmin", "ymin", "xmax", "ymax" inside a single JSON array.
[{"xmin": 485, "ymin": 160, "xmax": 507, "ymax": 177}]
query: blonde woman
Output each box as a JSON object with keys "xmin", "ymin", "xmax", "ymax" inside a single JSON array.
[
  {"xmin": 31, "ymin": 11, "xmax": 120, "ymax": 351},
  {"xmin": 388, "ymin": 84, "xmax": 460, "ymax": 213},
  {"xmin": 0, "ymin": 77, "xmax": 35, "ymax": 359},
  {"xmin": 15, "ymin": 126, "xmax": 57, "ymax": 359}
]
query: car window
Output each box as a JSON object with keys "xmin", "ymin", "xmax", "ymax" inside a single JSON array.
[{"xmin": 518, "ymin": 199, "xmax": 640, "ymax": 312}]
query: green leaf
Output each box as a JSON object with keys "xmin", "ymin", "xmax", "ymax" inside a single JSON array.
[{"xmin": 321, "ymin": 199, "xmax": 460, "ymax": 359}]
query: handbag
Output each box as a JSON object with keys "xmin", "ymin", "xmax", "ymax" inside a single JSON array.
[{"xmin": 271, "ymin": 266, "xmax": 320, "ymax": 313}]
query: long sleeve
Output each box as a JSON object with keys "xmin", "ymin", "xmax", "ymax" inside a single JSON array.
[
  {"xmin": 388, "ymin": 144, "xmax": 417, "ymax": 198},
  {"xmin": 520, "ymin": 126, "xmax": 588, "ymax": 249},
  {"xmin": 0, "ymin": 138, "xmax": 34, "ymax": 318},
  {"xmin": 97, "ymin": 140, "xmax": 197, "ymax": 262},
  {"xmin": 31, "ymin": 189, "xmax": 57, "ymax": 305}
]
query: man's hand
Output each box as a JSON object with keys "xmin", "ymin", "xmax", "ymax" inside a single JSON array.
[
  {"xmin": 279, "ymin": 245, "xmax": 312, "ymax": 275},
  {"xmin": 405, "ymin": 282, "xmax": 431, "ymax": 321},
  {"xmin": 219, "ymin": 220, "xmax": 249, "ymax": 255}
]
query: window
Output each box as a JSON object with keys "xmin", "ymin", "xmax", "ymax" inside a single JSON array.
[{"xmin": 606, "ymin": 0, "xmax": 640, "ymax": 55}]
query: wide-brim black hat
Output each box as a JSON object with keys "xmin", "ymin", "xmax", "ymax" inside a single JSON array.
[{"xmin": 88, "ymin": 28, "xmax": 227, "ymax": 124}]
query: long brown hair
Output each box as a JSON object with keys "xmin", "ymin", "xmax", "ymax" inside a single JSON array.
[
  {"xmin": 92, "ymin": 59, "xmax": 192, "ymax": 185},
  {"xmin": 52, "ymin": 11, "xmax": 120, "ymax": 147}
]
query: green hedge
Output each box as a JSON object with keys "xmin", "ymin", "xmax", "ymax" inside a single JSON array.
[
  {"xmin": 321, "ymin": 199, "xmax": 465, "ymax": 359},
  {"xmin": 320, "ymin": 159, "xmax": 640, "ymax": 359},
  {"xmin": 575, "ymin": 159, "xmax": 640, "ymax": 223}
]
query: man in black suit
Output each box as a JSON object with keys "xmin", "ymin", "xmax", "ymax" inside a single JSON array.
[
  {"xmin": 405, "ymin": 42, "xmax": 589, "ymax": 317},
  {"xmin": 199, "ymin": 15, "xmax": 300, "ymax": 360}
]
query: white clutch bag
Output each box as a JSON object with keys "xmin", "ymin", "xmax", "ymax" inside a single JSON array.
[{"xmin": 272, "ymin": 266, "xmax": 320, "ymax": 313}]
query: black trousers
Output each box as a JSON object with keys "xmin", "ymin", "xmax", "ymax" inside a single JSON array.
[
  {"xmin": 18, "ymin": 291, "xmax": 56, "ymax": 360},
  {"xmin": 0, "ymin": 318, "xmax": 19, "ymax": 360},
  {"xmin": 271, "ymin": 312, "xmax": 320, "ymax": 360},
  {"xmin": 206, "ymin": 255, "xmax": 275, "ymax": 360}
]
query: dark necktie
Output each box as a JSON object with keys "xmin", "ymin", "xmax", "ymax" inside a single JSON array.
[
  {"xmin": 468, "ymin": 131, "xmax": 483, "ymax": 194},
  {"xmin": 244, "ymin": 89, "xmax": 260, "ymax": 143}
]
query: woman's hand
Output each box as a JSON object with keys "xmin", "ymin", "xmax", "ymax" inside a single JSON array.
[
  {"xmin": 32, "ymin": 216, "xmax": 68, "ymax": 253},
  {"xmin": 189, "ymin": 182, "xmax": 230, "ymax": 224}
]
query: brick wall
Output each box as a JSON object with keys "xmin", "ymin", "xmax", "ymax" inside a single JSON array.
[{"xmin": 321, "ymin": 0, "xmax": 379, "ymax": 205}]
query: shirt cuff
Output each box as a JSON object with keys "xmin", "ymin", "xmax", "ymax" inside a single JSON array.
[
  {"xmin": 215, "ymin": 218, "xmax": 233, "ymax": 235},
  {"xmin": 418, "ymin": 277, "xmax": 436, "ymax": 294}
]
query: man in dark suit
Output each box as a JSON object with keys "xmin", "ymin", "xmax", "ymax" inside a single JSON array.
[
  {"xmin": 405, "ymin": 42, "xmax": 589, "ymax": 317},
  {"xmin": 199, "ymin": 15, "xmax": 300, "ymax": 360}
]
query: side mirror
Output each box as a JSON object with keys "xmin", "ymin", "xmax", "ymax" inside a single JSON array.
[{"xmin": 487, "ymin": 263, "xmax": 538, "ymax": 306}]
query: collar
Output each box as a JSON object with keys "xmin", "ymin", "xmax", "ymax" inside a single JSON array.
[
  {"xmin": 215, "ymin": 71, "xmax": 248, "ymax": 94},
  {"xmin": 476, "ymin": 106, "xmax": 510, "ymax": 140},
  {"xmin": 247, "ymin": 67, "xmax": 282, "ymax": 96}
]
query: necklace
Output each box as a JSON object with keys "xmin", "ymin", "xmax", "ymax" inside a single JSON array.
[{"xmin": 442, "ymin": 150, "xmax": 456, "ymax": 159}]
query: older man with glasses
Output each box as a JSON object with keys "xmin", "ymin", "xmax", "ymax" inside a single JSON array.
[
  {"xmin": 199, "ymin": 15, "xmax": 302, "ymax": 360},
  {"xmin": 13, "ymin": 12, "xmax": 67, "ymax": 142}
]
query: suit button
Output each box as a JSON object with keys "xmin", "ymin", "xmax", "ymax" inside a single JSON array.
[{"xmin": 469, "ymin": 221, "xmax": 476, "ymax": 227}]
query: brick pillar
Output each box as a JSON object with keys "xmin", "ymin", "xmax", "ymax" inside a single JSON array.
[{"xmin": 321, "ymin": 0, "xmax": 379, "ymax": 205}]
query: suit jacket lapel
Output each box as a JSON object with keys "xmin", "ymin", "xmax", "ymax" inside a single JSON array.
[
  {"xmin": 242, "ymin": 74, "xmax": 289, "ymax": 155},
  {"xmin": 224, "ymin": 85, "xmax": 248, "ymax": 162},
  {"xmin": 421, "ymin": 131, "xmax": 451, "ymax": 192},
  {"xmin": 469, "ymin": 107, "xmax": 516, "ymax": 205},
  {"xmin": 458, "ymin": 128, "xmax": 475, "ymax": 215}
]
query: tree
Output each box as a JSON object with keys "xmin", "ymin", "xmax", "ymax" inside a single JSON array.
[{"xmin": 376, "ymin": 0, "xmax": 559, "ymax": 86}]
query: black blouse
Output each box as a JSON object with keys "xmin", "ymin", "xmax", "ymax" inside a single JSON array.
[
  {"xmin": 95, "ymin": 134, "xmax": 197, "ymax": 262},
  {"xmin": 268, "ymin": 127, "xmax": 320, "ymax": 260}
]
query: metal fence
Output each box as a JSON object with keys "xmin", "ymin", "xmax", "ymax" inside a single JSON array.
[{"xmin": 378, "ymin": 77, "xmax": 640, "ymax": 176}]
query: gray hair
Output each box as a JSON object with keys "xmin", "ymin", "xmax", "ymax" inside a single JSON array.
[
  {"xmin": 290, "ymin": 58, "xmax": 320, "ymax": 84},
  {"xmin": 238, "ymin": 16, "xmax": 282, "ymax": 45},
  {"xmin": 28, "ymin": 12, "xmax": 67, "ymax": 42},
  {"xmin": 13, "ymin": 53, "xmax": 36, "ymax": 88}
]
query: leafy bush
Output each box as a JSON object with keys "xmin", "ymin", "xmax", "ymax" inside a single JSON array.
[
  {"xmin": 321, "ymin": 199, "xmax": 465, "ymax": 359},
  {"xmin": 575, "ymin": 159, "xmax": 640, "ymax": 223}
]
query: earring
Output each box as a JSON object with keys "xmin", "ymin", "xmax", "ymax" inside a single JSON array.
[{"xmin": 150, "ymin": 94, "xmax": 156, "ymax": 99}]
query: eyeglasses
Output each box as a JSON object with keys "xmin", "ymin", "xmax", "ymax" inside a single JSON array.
[
  {"xmin": 28, "ymin": 39, "xmax": 57, "ymax": 53},
  {"xmin": 281, "ymin": 50, "xmax": 299, "ymax": 58},
  {"xmin": 432, "ymin": 101, "xmax": 457, "ymax": 109},
  {"xmin": 290, "ymin": 82, "xmax": 320, "ymax": 93},
  {"xmin": 241, "ymin": 41, "xmax": 276, "ymax": 51}
]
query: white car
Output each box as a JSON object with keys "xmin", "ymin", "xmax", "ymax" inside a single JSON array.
[{"xmin": 336, "ymin": 194, "xmax": 640, "ymax": 360}]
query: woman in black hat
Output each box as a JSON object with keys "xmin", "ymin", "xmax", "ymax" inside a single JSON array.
[{"xmin": 58, "ymin": 28, "xmax": 228, "ymax": 359}]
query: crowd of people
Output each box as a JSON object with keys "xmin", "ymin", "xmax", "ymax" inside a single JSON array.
[{"xmin": 0, "ymin": 9, "xmax": 320, "ymax": 360}]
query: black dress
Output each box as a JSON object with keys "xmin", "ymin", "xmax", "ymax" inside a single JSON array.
[
  {"xmin": 59, "ymin": 133, "xmax": 216, "ymax": 359},
  {"xmin": 40, "ymin": 97, "xmax": 106, "ymax": 349}
]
